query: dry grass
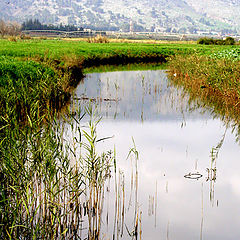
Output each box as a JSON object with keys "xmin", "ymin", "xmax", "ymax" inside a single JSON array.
[
  {"xmin": 169, "ymin": 55, "xmax": 240, "ymax": 121},
  {"xmin": 61, "ymin": 37, "xmax": 196, "ymax": 45},
  {"xmin": 8, "ymin": 36, "xmax": 17, "ymax": 42},
  {"xmin": 20, "ymin": 34, "xmax": 32, "ymax": 40},
  {"xmin": 87, "ymin": 34, "xmax": 110, "ymax": 43}
]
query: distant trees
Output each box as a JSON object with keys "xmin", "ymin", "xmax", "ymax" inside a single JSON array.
[
  {"xmin": 224, "ymin": 37, "xmax": 235, "ymax": 45},
  {"xmin": 21, "ymin": 19, "xmax": 83, "ymax": 31},
  {"xmin": 197, "ymin": 37, "xmax": 235, "ymax": 45},
  {"xmin": 0, "ymin": 20, "xmax": 21, "ymax": 38}
]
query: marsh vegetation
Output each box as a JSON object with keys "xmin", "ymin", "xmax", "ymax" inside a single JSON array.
[{"xmin": 1, "ymin": 38, "xmax": 240, "ymax": 239}]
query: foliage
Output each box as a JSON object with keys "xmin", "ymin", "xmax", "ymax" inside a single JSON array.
[
  {"xmin": 197, "ymin": 37, "xmax": 235, "ymax": 45},
  {"xmin": 210, "ymin": 48, "xmax": 240, "ymax": 61},
  {"xmin": 225, "ymin": 37, "xmax": 235, "ymax": 45},
  {"xmin": 22, "ymin": 19, "xmax": 83, "ymax": 31}
]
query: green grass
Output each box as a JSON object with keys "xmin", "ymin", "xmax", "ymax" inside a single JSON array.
[
  {"xmin": 83, "ymin": 62, "xmax": 169, "ymax": 74},
  {"xmin": 0, "ymin": 38, "xmax": 239, "ymax": 122},
  {"xmin": 0, "ymin": 38, "xmax": 237, "ymax": 60}
]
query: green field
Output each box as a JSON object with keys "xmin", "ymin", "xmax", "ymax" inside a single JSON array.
[{"xmin": 0, "ymin": 39, "xmax": 220, "ymax": 59}]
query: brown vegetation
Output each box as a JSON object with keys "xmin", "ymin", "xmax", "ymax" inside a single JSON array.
[
  {"xmin": 0, "ymin": 19, "xmax": 21, "ymax": 38},
  {"xmin": 169, "ymin": 55, "xmax": 240, "ymax": 121},
  {"xmin": 87, "ymin": 34, "xmax": 110, "ymax": 43}
]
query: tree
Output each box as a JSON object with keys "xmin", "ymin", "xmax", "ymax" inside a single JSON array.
[
  {"xmin": 0, "ymin": 20, "xmax": 21, "ymax": 37},
  {"xmin": 8, "ymin": 22, "xmax": 21, "ymax": 36},
  {"xmin": 0, "ymin": 20, "xmax": 8, "ymax": 38},
  {"xmin": 21, "ymin": 19, "xmax": 79, "ymax": 31},
  {"xmin": 225, "ymin": 37, "xmax": 235, "ymax": 45}
]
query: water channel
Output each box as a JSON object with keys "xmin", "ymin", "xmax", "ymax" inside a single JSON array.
[{"xmin": 70, "ymin": 69, "xmax": 240, "ymax": 239}]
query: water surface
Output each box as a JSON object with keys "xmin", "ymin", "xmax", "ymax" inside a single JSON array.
[{"xmin": 72, "ymin": 70, "xmax": 240, "ymax": 240}]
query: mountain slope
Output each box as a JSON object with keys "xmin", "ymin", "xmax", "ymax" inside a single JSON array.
[{"xmin": 0, "ymin": 0, "xmax": 239, "ymax": 33}]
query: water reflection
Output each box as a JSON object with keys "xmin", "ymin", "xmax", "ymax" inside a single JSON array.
[
  {"xmin": 73, "ymin": 70, "xmax": 206, "ymax": 122},
  {"xmin": 71, "ymin": 70, "xmax": 240, "ymax": 240}
]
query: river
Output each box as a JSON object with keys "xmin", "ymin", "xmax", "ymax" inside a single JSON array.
[{"xmin": 69, "ymin": 69, "xmax": 240, "ymax": 240}]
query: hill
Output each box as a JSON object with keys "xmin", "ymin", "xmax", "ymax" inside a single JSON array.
[{"xmin": 0, "ymin": 0, "xmax": 239, "ymax": 33}]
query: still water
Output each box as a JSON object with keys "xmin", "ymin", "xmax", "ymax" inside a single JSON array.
[{"xmin": 72, "ymin": 70, "xmax": 240, "ymax": 239}]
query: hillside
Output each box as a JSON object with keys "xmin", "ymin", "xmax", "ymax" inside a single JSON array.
[{"xmin": 0, "ymin": 0, "xmax": 239, "ymax": 33}]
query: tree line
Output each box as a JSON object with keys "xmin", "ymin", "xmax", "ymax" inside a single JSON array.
[
  {"xmin": 0, "ymin": 19, "xmax": 86, "ymax": 38},
  {"xmin": 21, "ymin": 19, "xmax": 83, "ymax": 32},
  {"xmin": 197, "ymin": 37, "xmax": 236, "ymax": 45}
]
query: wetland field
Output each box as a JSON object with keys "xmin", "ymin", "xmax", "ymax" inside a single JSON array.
[{"xmin": 0, "ymin": 38, "xmax": 240, "ymax": 239}]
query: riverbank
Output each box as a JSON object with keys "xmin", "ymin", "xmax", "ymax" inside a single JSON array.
[
  {"xmin": 168, "ymin": 52, "xmax": 240, "ymax": 123},
  {"xmin": 0, "ymin": 38, "xmax": 239, "ymax": 122},
  {"xmin": 0, "ymin": 39, "xmax": 172, "ymax": 121}
]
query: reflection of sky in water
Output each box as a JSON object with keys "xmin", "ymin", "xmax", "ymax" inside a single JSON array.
[
  {"xmin": 73, "ymin": 70, "xmax": 209, "ymax": 121},
  {"xmin": 72, "ymin": 70, "xmax": 240, "ymax": 239}
]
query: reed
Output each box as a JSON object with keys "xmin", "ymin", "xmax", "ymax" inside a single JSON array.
[
  {"xmin": 0, "ymin": 103, "xmax": 113, "ymax": 239},
  {"xmin": 168, "ymin": 55, "xmax": 240, "ymax": 122}
]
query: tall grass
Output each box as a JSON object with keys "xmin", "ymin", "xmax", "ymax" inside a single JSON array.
[
  {"xmin": 1, "ymin": 100, "xmax": 144, "ymax": 239},
  {"xmin": 1, "ymin": 38, "xmax": 157, "ymax": 239},
  {"xmin": 168, "ymin": 54, "xmax": 240, "ymax": 141},
  {"xmin": 87, "ymin": 35, "xmax": 110, "ymax": 43},
  {"xmin": 169, "ymin": 55, "xmax": 240, "ymax": 114},
  {"xmin": 0, "ymin": 101, "xmax": 113, "ymax": 239}
]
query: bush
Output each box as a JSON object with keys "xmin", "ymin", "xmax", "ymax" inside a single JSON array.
[
  {"xmin": 197, "ymin": 37, "xmax": 214, "ymax": 45},
  {"xmin": 224, "ymin": 37, "xmax": 235, "ymax": 45},
  {"xmin": 87, "ymin": 34, "xmax": 109, "ymax": 43},
  {"xmin": 197, "ymin": 37, "xmax": 235, "ymax": 45}
]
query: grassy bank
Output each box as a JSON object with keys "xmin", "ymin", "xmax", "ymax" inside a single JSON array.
[
  {"xmin": 169, "ymin": 53, "xmax": 240, "ymax": 124},
  {"xmin": 1, "ymin": 38, "xmax": 238, "ymax": 118},
  {"xmin": 0, "ymin": 39, "xmax": 173, "ymax": 120}
]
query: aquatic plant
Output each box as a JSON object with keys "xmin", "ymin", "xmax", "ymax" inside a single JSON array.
[{"xmin": 0, "ymin": 103, "xmax": 113, "ymax": 239}]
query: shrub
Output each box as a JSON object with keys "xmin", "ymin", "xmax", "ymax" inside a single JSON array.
[
  {"xmin": 20, "ymin": 34, "xmax": 32, "ymax": 40},
  {"xmin": 87, "ymin": 34, "xmax": 109, "ymax": 43},
  {"xmin": 224, "ymin": 37, "xmax": 235, "ymax": 45},
  {"xmin": 197, "ymin": 37, "xmax": 214, "ymax": 45},
  {"xmin": 197, "ymin": 37, "xmax": 235, "ymax": 45}
]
